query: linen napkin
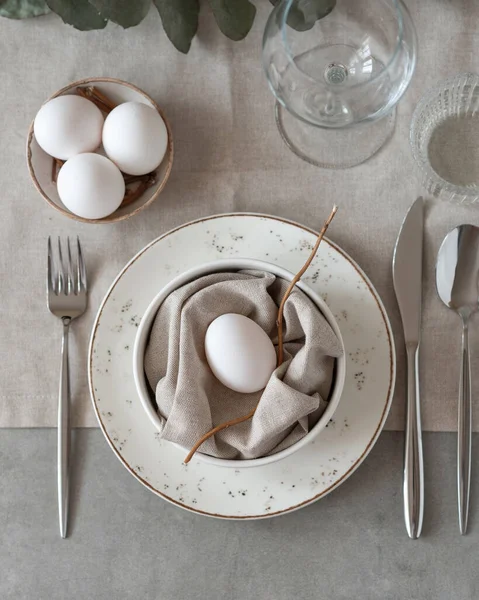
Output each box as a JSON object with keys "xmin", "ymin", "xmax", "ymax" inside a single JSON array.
[{"xmin": 144, "ymin": 270, "xmax": 343, "ymax": 460}]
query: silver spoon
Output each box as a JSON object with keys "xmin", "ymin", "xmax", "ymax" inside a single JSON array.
[{"xmin": 436, "ymin": 225, "xmax": 479, "ymax": 535}]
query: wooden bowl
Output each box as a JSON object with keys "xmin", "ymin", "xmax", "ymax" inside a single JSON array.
[{"xmin": 26, "ymin": 77, "xmax": 174, "ymax": 224}]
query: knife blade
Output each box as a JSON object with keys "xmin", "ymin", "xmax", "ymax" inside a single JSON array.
[{"xmin": 392, "ymin": 196, "xmax": 424, "ymax": 539}]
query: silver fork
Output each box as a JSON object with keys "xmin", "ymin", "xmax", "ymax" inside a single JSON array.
[{"xmin": 47, "ymin": 237, "xmax": 88, "ymax": 538}]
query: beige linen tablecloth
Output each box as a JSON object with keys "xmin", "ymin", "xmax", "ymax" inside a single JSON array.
[{"xmin": 1, "ymin": 0, "xmax": 479, "ymax": 430}]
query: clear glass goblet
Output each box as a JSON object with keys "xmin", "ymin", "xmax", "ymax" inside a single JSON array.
[{"xmin": 262, "ymin": 0, "xmax": 417, "ymax": 168}]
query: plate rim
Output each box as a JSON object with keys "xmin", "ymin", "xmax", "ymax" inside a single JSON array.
[{"xmin": 88, "ymin": 212, "xmax": 396, "ymax": 519}]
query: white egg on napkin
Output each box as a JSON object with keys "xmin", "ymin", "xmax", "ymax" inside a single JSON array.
[
  {"xmin": 102, "ymin": 101, "xmax": 168, "ymax": 176},
  {"xmin": 57, "ymin": 153, "xmax": 125, "ymax": 220},
  {"xmin": 205, "ymin": 313, "xmax": 277, "ymax": 394},
  {"xmin": 34, "ymin": 95, "xmax": 104, "ymax": 160}
]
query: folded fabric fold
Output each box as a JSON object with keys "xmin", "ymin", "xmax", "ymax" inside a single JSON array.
[{"xmin": 144, "ymin": 270, "xmax": 343, "ymax": 460}]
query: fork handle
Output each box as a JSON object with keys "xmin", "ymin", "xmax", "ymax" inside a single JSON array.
[{"xmin": 58, "ymin": 317, "xmax": 71, "ymax": 539}]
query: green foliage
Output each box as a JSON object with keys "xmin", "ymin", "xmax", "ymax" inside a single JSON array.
[
  {"xmin": 208, "ymin": 0, "xmax": 256, "ymax": 41},
  {"xmin": 0, "ymin": 0, "xmax": 50, "ymax": 19},
  {"xmin": 153, "ymin": 0, "xmax": 199, "ymax": 54},
  {"xmin": 46, "ymin": 0, "xmax": 106, "ymax": 30},
  {"xmin": 0, "ymin": 0, "xmax": 336, "ymax": 51},
  {"xmin": 269, "ymin": 0, "xmax": 336, "ymax": 31},
  {"xmin": 88, "ymin": 0, "xmax": 150, "ymax": 28}
]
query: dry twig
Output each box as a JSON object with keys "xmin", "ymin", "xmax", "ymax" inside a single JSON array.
[{"xmin": 184, "ymin": 205, "xmax": 338, "ymax": 464}]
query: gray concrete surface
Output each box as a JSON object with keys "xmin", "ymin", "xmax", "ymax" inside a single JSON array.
[{"xmin": 1, "ymin": 430, "xmax": 478, "ymax": 599}]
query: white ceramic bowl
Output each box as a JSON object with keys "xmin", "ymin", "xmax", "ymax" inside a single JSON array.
[
  {"xmin": 133, "ymin": 258, "xmax": 346, "ymax": 468},
  {"xmin": 26, "ymin": 77, "xmax": 174, "ymax": 224}
]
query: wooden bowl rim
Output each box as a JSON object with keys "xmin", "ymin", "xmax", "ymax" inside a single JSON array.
[{"xmin": 26, "ymin": 76, "xmax": 174, "ymax": 224}]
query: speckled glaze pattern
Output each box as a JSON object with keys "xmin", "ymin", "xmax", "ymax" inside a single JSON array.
[{"xmin": 89, "ymin": 214, "xmax": 396, "ymax": 519}]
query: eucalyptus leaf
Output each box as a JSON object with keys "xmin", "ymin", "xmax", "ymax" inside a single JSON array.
[
  {"xmin": 153, "ymin": 0, "xmax": 198, "ymax": 54},
  {"xmin": 88, "ymin": 0, "xmax": 149, "ymax": 28},
  {"xmin": 47, "ymin": 0, "xmax": 107, "ymax": 30},
  {"xmin": 269, "ymin": 0, "xmax": 335, "ymax": 31},
  {"xmin": 208, "ymin": 0, "xmax": 255, "ymax": 41},
  {"xmin": 0, "ymin": 0, "xmax": 50, "ymax": 18}
]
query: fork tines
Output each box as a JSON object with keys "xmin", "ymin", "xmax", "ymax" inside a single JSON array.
[{"xmin": 48, "ymin": 237, "xmax": 87, "ymax": 296}]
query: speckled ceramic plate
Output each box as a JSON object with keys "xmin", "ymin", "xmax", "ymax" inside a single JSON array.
[{"xmin": 89, "ymin": 213, "xmax": 396, "ymax": 519}]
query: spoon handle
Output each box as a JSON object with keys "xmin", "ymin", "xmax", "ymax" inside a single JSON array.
[
  {"xmin": 458, "ymin": 320, "xmax": 472, "ymax": 535},
  {"xmin": 404, "ymin": 344, "xmax": 424, "ymax": 539}
]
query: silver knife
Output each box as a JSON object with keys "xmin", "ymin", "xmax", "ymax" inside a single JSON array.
[{"xmin": 392, "ymin": 197, "xmax": 425, "ymax": 539}]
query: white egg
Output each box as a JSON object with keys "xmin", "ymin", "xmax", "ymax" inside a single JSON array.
[
  {"xmin": 205, "ymin": 314, "xmax": 277, "ymax": 394},
  {"xmin": 102, "ymin": 101, "xmax": 168, "ymax": 176},
  {"xmin": 57, "ymin": 153, "xmax": 125, "ymax": 220},
  {"xmin": 34, "ymin": 95, "xmax": 104, "ymax": 160}
]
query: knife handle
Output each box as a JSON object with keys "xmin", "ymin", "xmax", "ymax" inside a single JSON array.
[
  {"xmin": 458, "ymin": 318, "xmax": 472, "ymax": 535},
  {"xmin": 403, "ymin": 344, "xmax": 424, "ymax": 539}
]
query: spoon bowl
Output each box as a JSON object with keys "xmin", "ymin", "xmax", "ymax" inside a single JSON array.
[{"xmin": 437, "ymin": 226, "xmax": 479, "ymax": 317}]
